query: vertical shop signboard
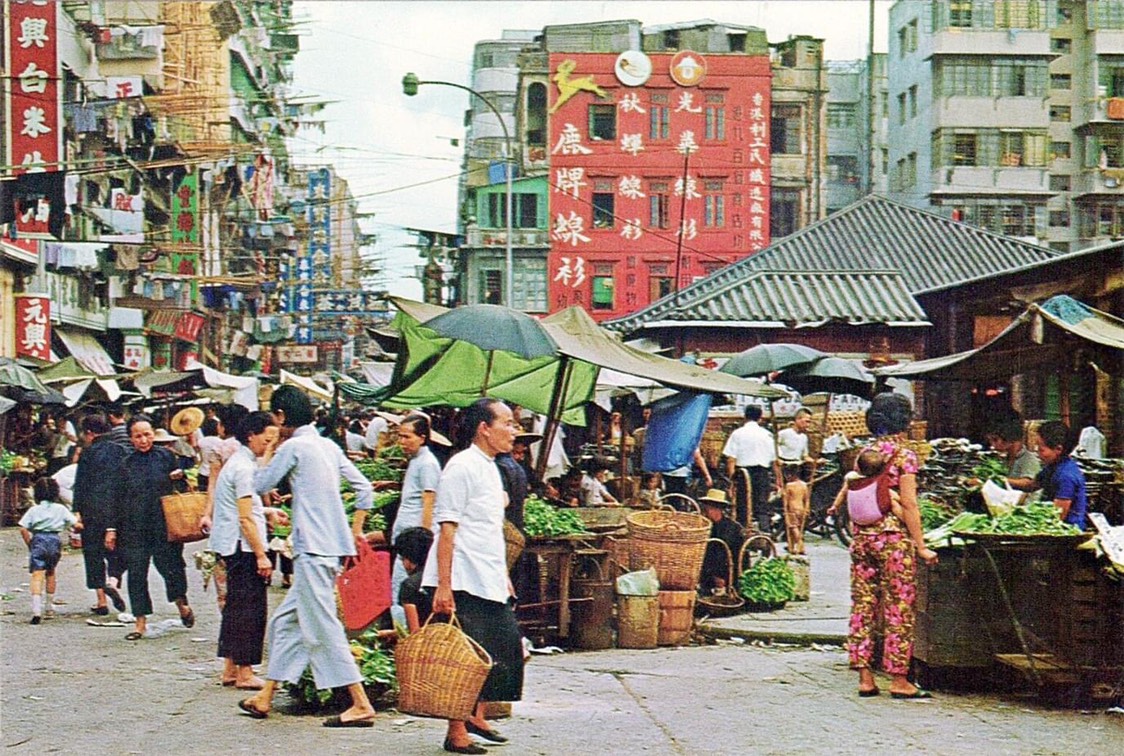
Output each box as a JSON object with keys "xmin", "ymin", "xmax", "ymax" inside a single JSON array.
[
  {"xmin": 15, "ymin": 293, "xmax": 51, "ymax": 361},
  {"xmin": 5, "ymin": 0, "xmax": 63, "ymax": 174},
  {"xmin": 171, "ymin": 172, "xmax": 199, "ymax": 244}
]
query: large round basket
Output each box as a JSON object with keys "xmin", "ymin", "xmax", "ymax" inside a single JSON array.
[
  {"xmin": 395, "ymin": 615, "xmax": 493, "ymax": 720},
  {"xmin": 696, "ymin": 538, "xmax": 745, "ymax": 618},
  {"xmin": 626, "ymin": 510, "xmax": 711, "ymax": 542}
]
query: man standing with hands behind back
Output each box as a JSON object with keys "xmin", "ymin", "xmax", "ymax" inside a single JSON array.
[
  {"xmin": 238, "ymin": 386, "xmax": 376, "ymax": 728},
  {"xmin": 723, "ymin": 405, "xmax": 776, "ymax": 530}
]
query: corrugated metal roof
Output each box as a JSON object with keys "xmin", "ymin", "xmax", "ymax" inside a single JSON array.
[{"xmin": 607, "ymin": 195, "xmax": 1059, "ymax": 333}]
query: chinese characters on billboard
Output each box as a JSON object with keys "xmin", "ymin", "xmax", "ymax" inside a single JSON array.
[
  {"xmin": 546, "ymin": 51, "xmax": 771, "ymax": 320},
  {"xmin": 5, "ymin": 0, "xmax": 63, "ymax": 175},
  {"xmin": 15, "ymin": 294, "xmax": 51, "ymax": 361}
]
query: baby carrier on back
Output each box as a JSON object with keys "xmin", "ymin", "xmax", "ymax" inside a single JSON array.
[{"xmin": 846, "ymin": 468, "xmax": 893, "ymax": 526}]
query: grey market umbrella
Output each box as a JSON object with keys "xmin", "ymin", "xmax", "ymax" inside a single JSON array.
[
  {"xmin": 423, "ymin": 304, "xmax": 557, "ymax": 359},
  {"xmin": 0, "ymin": 357, "xmax": 67, "ymax": 404},
  {"xmin": 774, "ymin": 356, "xmax": 874, "ymax": 398},
  {"xmin": 719, "ymin": 343, "xmax": 826, "ymax": 378}
]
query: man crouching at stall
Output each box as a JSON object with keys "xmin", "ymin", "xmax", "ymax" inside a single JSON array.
[
  {"xmin": 237, "ymin": 385, "xmax": 376, "ymax": 727},
  {"xmin": 424, "ymin": 397, "xmax": 525, "ymax": 754}
]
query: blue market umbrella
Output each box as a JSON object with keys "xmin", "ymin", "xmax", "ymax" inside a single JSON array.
[{"xmin": 719, "ymin": 343, "xmax": 826, "ymax": 378}]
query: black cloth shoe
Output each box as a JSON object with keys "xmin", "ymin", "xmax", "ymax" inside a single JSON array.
[
  {"xmin": 465, "ymin": 721, "xmax": 508, "ymax": 743},
  {"xmin": 106, "ymin": 585, "xmax": 126, "ymax": 612},
  {"xmin": 443, "ymin": 739, "xmax": 487, "ymax": 755},
  {"xmin": 30, "ymin": 616, "xmax": 41, "ymax": 625},
  {"xmin": 90, "ymin": 606, "xmax": 109, "ymax": 616}
]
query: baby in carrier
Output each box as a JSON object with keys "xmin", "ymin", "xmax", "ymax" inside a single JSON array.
[{"xmin": 829, "ymin": 449, "xmax": 904, "ymax": 527}]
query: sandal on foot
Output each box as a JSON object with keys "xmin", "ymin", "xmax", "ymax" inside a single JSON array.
[
  {"xmin": 221, "ymin": 679, "xmax": 237, "ymax": 687},
  {"xmin": 465, "ymin": 721, "xmax": 508, "ymax": 742},
  {"xmin": 124, "ymin": 631, "xmax": 144, "ymax": 641},
  {"xmin": 323, "ymin": 715, "xmax": 374, "ymax": 728},
  {"xmin": 443, "ymin": 739, "xmax": 486, "ymax": 754},
  {"xmin": 858, "ymin": 687, "xmax": 880, "ymax": 697},
  {"xmin": 238, "ymin": 699, "xmax": 269, "ymax": 719},
  {"xmin": 890, "ymin": 689, "xmax": 932, "ymax": 700},
  {"xmin": 180, "ymin": 608, "xmax": 195, "ymax": 628},
  {"xmin": 91, "ymin": 606, "xmax": 109, "ymax": 616},
  {"xmin": 106, "ymin": 586, "xmax": 126, "ymax": 612}
]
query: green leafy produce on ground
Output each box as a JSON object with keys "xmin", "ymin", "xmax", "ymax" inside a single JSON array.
[
  {"xmin": 377, "ymin": 444, "xmax": 406, "ymax": 462},
  {"xmin": 354, "ymin": 458, "xmax": 404, "ymax": 483},
  {"xmin": 738, "ymin": 557, "xmax": 796, "ymax": 605},
  {"xmin": 524, "ymin": 495, "xmax": 588, "ymax": 538},
  {"xmin": 286, "ymin": 628, "xmax": 395, "ymax": 708}
]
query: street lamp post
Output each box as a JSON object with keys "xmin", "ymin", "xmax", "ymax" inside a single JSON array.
[{"xmin": 403, "ymin": 72, "xmax": 514, "ymax": 308}]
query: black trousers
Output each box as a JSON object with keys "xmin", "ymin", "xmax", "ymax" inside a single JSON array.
[
  {"xmin": 124, "ymin": 535, "xmax": 187, "ymax": 617},
  {"xmin": 81, "ymin": 526, "xmax": 127, "ymax": 590},
  {"xmin": 218, "ymin": 547, "xmax": 268, "ymax": 665},
  {"xmin": 452, "ymin": 591, "xmax": 524, "ymax": 703},
  {"xmin": 736, "ymin": 466, "xmax": 774, "ymax": 531}
]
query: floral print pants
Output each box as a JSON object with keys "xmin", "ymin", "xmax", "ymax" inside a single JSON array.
[{"xmin": 847, "ymin": 530, "xmax": 917, "ymax": 675}]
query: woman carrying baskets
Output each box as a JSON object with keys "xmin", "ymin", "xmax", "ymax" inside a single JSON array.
[{"xmin": 422, "ymin": 398, "xmax": 525, "ymax": 754}]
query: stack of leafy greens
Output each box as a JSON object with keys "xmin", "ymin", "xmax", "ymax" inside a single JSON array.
[
  {"xmin": 924, "ymin": 502, "xmax": 1081, "ymax": 547},
  {"xmin": 738, "ymin": 557, "xmax": 796, "ymax": 606},
  {"xmin": 287, "ymin": 628, "xmax": 396, "ymax": 708},
  {"xmin": 523, "ymin": 495, "xmax": 588, "ymax": 538}
]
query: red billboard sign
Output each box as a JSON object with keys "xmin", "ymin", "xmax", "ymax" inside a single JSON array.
[
  {"xmin": 15, "ymin": 293, "xmax": 51, "ymax": 361},
  {"xmin": 5, "ymin": 0, "xmax": 63, "ymax": 174}
]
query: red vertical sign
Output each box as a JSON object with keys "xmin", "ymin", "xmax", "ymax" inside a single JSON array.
[
  {"xmin": 5, "ymin": 0, "xmax": 63, "ymax": 174},
  {"xmin": 15, "ymin": 294, "xmax": 51, "ymax": 361}
]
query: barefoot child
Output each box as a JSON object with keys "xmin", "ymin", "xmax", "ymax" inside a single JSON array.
[
  {"xmin": 781, "ymin": 464, "xmax": 810, "ymax": 554},
  {"xmin": 19, "ymin": 478, "xmax": 79, "ymax": 624}
]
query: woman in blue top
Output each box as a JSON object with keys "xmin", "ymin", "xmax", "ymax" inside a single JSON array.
[
  {"xmin": 1009, "ymin": 420, "xmax": 1088, "ymax": 530},
  {"xmin": 388, "ymin": 413, "xmax": 442, "ymax": 605}
]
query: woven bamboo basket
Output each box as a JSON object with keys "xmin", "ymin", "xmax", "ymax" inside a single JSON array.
[
  {"xmin": 696, "ymin": 538, "xmax": 744, "ymax": 617},
  {"xmin": 626, "ymin": 510, "xmax": 710, "ymax": 542},
  {"xmin": 503, "ymin": 520, "xmax": 525, "ymax": 572},
  {"xmin": 395, "ymin": 615, "xmax": 493, "ymax": 720},
  {"xmin": 161, "ymin": 492, "xmax": 208, "ymax": 543}
]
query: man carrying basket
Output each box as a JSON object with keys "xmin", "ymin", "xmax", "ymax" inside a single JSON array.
[{"xmin": 423, "ymin": 398, "xmax": 525, "ymax": 754}]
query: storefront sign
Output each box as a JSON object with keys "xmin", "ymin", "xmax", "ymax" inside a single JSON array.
[
  {"xmin": 670, "ymin": 51, "xmax": 706, "ymax": 87},
  {"xmin": 122, "ymin": 336, "xmax": 148, "ymax": 370},
  {"xmin": 173, "ymin": 311, "xmax": 205, "ymax": 343},
  {"xmin": 15, "ymin": 293, "xmax": 51, "ymax": 361},
  {"xmin": 5, "ymin": 0, "xmax": 62, "ymax": 174},
  {"xmin": 276, "ymin": 345, "xmax": 318, "ymax": 363},
  {"xmin": 171, "ymin": 172, "xmax": 199, "ymax": 244}
]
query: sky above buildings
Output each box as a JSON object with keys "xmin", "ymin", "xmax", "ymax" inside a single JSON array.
[{"xmin": 288, "ymin": 1, "xmax": 892, "ymax": 298}]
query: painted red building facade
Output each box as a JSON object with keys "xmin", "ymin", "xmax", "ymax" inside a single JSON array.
[{"xmin": 547, "ymin": 51, "xmax": 771, "ymax": 320}]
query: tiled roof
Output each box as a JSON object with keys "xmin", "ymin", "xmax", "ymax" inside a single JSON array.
[
  {"xmin": 631, "ymin": 270, "xmax": 930, "ymax": 327},
  {"xmin": 607, "ymin": 195, "xmax": 1059, "ymax": 333}
]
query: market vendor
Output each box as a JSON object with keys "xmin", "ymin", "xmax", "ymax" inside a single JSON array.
[
  {"xmin": 981, "ymin": 417, "xmax": 1040, "ymax": 505},
  {"xmin": 698, "ymin": 489, "xmax": 743, "ymax": 594},
  {"xmin": 1007, "ymin": 420, "xmax": 1088, "ymax": 530}
]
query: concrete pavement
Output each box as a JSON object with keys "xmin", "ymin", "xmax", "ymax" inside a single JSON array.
[{"xmin": 3, "ymin": 528, "xmax": 1123, "ymax": 755}]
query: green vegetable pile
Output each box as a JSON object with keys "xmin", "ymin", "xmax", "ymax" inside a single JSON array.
[
  {"xmin": 523, "ymin": 495, "xmax": 588, "ymax": 538},
  {"xmin": 970, "ymin": 456, "xmax": 1008, "ymax": 487},
  {"xmin": 918, "ymin": 495, "xmax": 956, "ymax": 531},
  {"xmin": 354, "ymin": 458, "xmax": 404, "ymax": 483},
  {"xmin": 377, "ymin": 443, "xmax": 406, "ymax": 462},
  {"xmin": 924, "ymin": 503, "xmax": 1081, "ymax": 547},
  {"xmin": 738, "ymin": 557, "xmax": 796, "ymax": 605},
  {"xmin": 286, "ymin": 628, "xmax": 396, "ymax": 708}
]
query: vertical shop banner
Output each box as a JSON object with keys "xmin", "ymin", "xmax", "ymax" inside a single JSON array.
[
  {"xmin": 308, "ymin": 168, "xmax": 332, "ymax": 285},
  {"xmin": 15, "ymin": 293, "xmax": 51, "ymax": 361},
  {"xmin": 171, "ymin": 172, "xmax": 199, "ymax": 244},
  {"xmin": 5, "ymin": 0, "xmax": 63, "ymax": 174}
]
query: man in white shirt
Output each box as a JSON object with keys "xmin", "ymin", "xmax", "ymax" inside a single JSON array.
[
  {"xmin": 424, "ymin": 398, "xmax": 524, "ymax": 753},
  {"xmin": 363, "ymin": 411, "xmax": 389, "ymax": 456},
  {"xmin": 723, "ymin": 405, "xmax": 776, "ymax": 530}
]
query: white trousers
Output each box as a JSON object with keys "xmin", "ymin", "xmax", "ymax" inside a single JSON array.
[{"xmin": 264, "ymin": 554, "xmax": 361, "ymax": 689}]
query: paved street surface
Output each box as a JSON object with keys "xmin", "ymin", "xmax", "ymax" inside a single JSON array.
[{"xmin": 3, "ymin": 528, "xmax": 1121, "ymax": 755}]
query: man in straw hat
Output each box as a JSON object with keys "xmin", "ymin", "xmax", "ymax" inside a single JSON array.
[{"xmin": 698, "ymin": 489, "xmax": 744, "ymax": 595}]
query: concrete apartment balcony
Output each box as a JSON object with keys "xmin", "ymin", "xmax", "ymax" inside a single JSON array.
[
  {"xmin": 465, "ymin": 227, "xmax": 550, "ymax": 249},
  {"xmin": 473, "ymin": 68, "xmax": 518, "ymax": 96},
  {"xmin": 933, "ymin": 166, "xmax": 1052, "ymax": 194},
  {"xmin": 932, "ymin": 96, "xmax": 1050, "ymax": 129},
  {"xmin": 928, "ymin": 29, "xmax": 1053, "ymax": 58},
  {"xmin": 1072, "ymin": 168, "xmax": 1124, "ymax": 197},
  {"xmin": 772, "ymin": 153, "xmax": 811, "ymax": 181},
  {"xmin": 1074, "ymin": 93, "xmax": 1124, "ymax": 128},
  {"xmin": 1090, "ymin": 29, "xmax": 1124, "ymax": 56}
]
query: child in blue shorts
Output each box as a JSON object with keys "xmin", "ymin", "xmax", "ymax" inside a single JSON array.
[{"xmin": 19, "ymin": 478, "xmax": 79, "ymax": 624}]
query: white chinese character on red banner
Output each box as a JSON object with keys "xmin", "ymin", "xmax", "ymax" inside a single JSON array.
[
  {"xmin": 553, "ymin": 256, "xmax": 586, "ymax": 287},
  {"xmin": 620, "ymin": 218, "xmax": 643, "ymax": 241},
  {"xmin": 18, "ymin": 16, "xmax": 50, "ymax": 48},
  {"xmin": 620, "ymin": 133, "xmax": 644, "ymax": 156},
  {"xmin": 749, "ymin": 148, "xmax": 767, "ymax": 166},
  {"xmin": 17, "ymin": 62, "xmax": 48, "ymax": 94},
  {"xmin": 674, "ymin": 175, "xmax": 700, "ymax": 199},
  {"xmin": 674, "ymin": 92, "xmax": 702, "ymax": 113},
  {"xmin": 21, "ymin": 106, "xmax": 52, "ymax": 138},
  {"xmin": 20, "ymin": 299, "xmax": 48, "ymax": 354},
  {"xmin": 20, "ymin": 151, "xmax": 46, "ymax": 171},
  {"xmin": 618, "ymin": 93, "xmax": 646, "ymax": 113},
  {"xmin": 552, "ymin": 124, "xmax": 593, "ymax": 155},
  {"xmin": 551, "ymin": 212, "xmax": 590, "ymax": 247},
  {"xmin": 618, "ymin": 175, "xmax": 645, "ymax": 199},
  {"xmin": 679, "ymin": 218, "xmax": 698, "ymax": 241},
  {"xmin": 747, "ymin": 168, "xmax": 766, "ymax": 184},
  {"xmin": 554, "ymin": 167, "xmax": 586, "ymax": 199},
  {"xmin": 676, "ymin": 130, "xmax": 699, "ymax": 155}
]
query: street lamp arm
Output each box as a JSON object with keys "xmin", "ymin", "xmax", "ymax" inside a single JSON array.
[{"xmin": 405, "ymin": 78, "xmax": 511, "ymax": 145}]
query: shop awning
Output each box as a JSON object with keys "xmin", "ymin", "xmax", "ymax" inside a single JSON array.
[
  {"xmin": 871, "ymin": 295, "xmax": 1124, "ymax": 382},
  {"xmin": 55, "ymin": 328, "xmax": 116, "ymax": 376},
  {"xmin": 146, "ymin": 310, "xmax": 181, "ymax": 336},
  {"xmin": 279, "ymin": 369, "xmax": 332, "ymax": 402}
]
